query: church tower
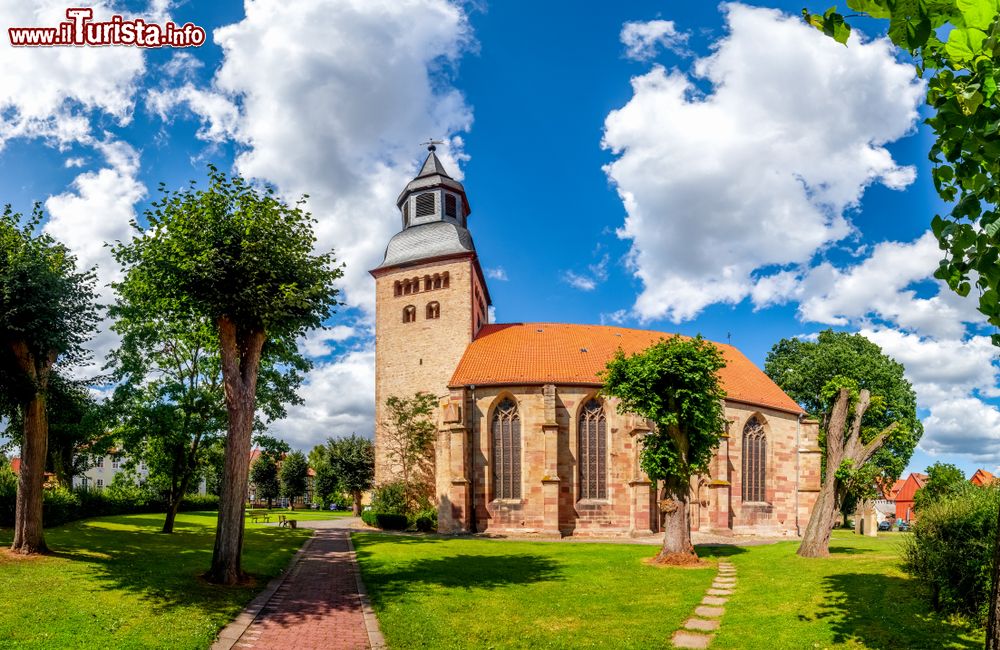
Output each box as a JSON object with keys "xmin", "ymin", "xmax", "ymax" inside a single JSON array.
[{"xmin": 370, "ymin": 145, "xmax": 491, "ymax": 484}]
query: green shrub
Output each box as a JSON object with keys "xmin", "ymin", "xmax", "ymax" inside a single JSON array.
[
  {"xmin": 371, "ymin": 481, "xmax": 409, "ymax": 516},
  {"xmin": 0, "ymin": 465, "xmax": 16, "ymax": 527},
  {"xmin": 43, "ymin": 487, "xmax": 82, "ymax": 527},
  {"xmin": 375, "ymin": 513, "xmax": 409, "ymax": 530},
  {"xmin": 361, "ymin": 509, "xmax": 377, "ymax": 527},
  {"xmin": 412, "ymin": 507, "xmax": 437, "ymax": 532},
  {"xmin": 180, "ymin": 494, "xmax": 219, "ymax": 511},
  {"xmin": 903, "ymin": 483, "xmax": 1000, "ymax": 624}
]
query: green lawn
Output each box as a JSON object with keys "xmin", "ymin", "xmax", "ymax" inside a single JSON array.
[
  {"xmin": 0, "ymin": 511, "xmax": 311, "ymax": 649},
  {"xmin": 353, "ymin": 530, "xmax": 984, "ymax": 649},
  {"xmin": 353, "ymin": 532, "xmax": 714, "ymax": 648}
]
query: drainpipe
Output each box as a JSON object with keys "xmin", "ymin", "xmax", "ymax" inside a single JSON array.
[
  {"xmin": 796, "ymin": 412, "xmax": 804, "ymax": 537},
  {"xmin": 468, "ymin": 384, "xmax": 477, "ymax": 533}
]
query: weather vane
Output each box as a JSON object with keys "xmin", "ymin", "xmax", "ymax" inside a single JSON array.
[{"xmin": 420, "ymin": 138, "xmax": 445, "ymax": 152}]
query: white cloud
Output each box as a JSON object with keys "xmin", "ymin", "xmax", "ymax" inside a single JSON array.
[
  {"xmin": 276, "ymin": 348, "xmax": 376, "ymax": 450},
  {"xmin": 486, "ymin": 266, "xmax": 508, "ymax": 281},
  {"xmin": 765, "ymin": 232, "xmax": 985, "ymax": 339},
  {"xmin": 298, "ymin": 325, "xmax": 359, "ymax": 358},
  {"xmin": 603, "ymin": 3, "xmax": 923, "ymax": 322},
  {"xmin": 44, "ymin": 138, "xmax": 145, "ymax": 377},
  {"xmin": 156, "ymin": 0, "xmax": 475, "ymax": 318},
  {"xmin": 0, "ymin": 1, "xmax": 146, "ymax": 149},
  {"xmin": 161, "ymin": 52, "xmax": 203, "ymax": 79},
  {"xmin": 64, "ymin": 157, "xmax": 85, "ymax": 168},
  {"xmin": 562, "ymin": 254, "xmax": 609, "ymax": 292},
  {"xmin": 620, "ymin": 19, "xmax": 688, "ymax": 61}
]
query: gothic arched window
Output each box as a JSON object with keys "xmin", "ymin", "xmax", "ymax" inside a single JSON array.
[
  {"xmin": 492, "ymin": 398, "xmax": 521, "ymax": 499},
  {"xmin": 742, "ymin": 416, "xmax": 767, "ymax": 503},
  {"xmin": 578, "ymin": 399, "xmax": 607, "ymax": 500},
  {"xmin": 426, "ymin": 301, "xmax": 440, "ymax": 319},
  {"xmin": 402, "ymin": 305, "xmax": 416, "ymax": 323}
]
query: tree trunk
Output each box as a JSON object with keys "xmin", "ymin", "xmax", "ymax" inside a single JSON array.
[
  {"xmin": 987, "ymin": 499, "xmax": 1000, "ymax": 650},
  {"xmin": 163, "ymin": 470, "xmax": 194, "ymax": 534},
  {"xmin": 12, "ymin": 393, "xmax": 49, "ymax": 554},
  {"xmin": 654, "ymin": 476, "xmax": 696, "ymax": 564},
  {"xmin": 207, "ymin": 319, "xmax": 265, "ymax": 586},
  {"xmin": 798, "ymin": 387, "xmax": 898, "ymax": 558},
  {"xmin": 352, "ymin": 491, "xmax": 362, "ymax": 516}
]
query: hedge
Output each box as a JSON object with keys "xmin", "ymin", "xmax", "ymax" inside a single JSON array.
[{"xmin": 0, "ymin": 475, "xmax": 219, "ymax": 529}]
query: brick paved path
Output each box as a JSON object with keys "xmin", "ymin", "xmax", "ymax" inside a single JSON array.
[{"xmin": 217, "ymin": 526, "xmax": 382, "ymax": 650}]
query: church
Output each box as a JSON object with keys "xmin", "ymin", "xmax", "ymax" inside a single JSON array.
[{"xmin": 371, "ymin": 147, "xmax": 822, "ymax": 538}]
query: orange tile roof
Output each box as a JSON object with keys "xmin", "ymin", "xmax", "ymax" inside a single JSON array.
[
  {"xmin": 450, "ymin": 323, "xmax": 804, "ymax": 414},
  {"xmin": 971, "ymin": 469, "xmax": 996, "ymax": 486},
  {"xmin": 10, "ymin": 457, "xmax": 20, "ymax": 474}
]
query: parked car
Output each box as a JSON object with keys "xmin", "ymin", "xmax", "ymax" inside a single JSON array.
[
  {"xmin": 898, "ymin": 520, "xmax": 910, "ymax": 532},
  {"xmin": 878, "ymin": 520, "xmax": 891, "ymax": 532}
]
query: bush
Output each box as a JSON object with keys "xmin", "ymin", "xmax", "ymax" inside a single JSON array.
[
  {"xmin": 370, "ymin": 481, "xmax": 408, "ymax": 516},
  {"xmin": 361, "ymin": 509, "xmax": 377, "ymax": 527},
  {"xmin": 375, "ymin": 513, "xmax": 409, "ymax": 530},
  {"xmin": 43, "ymin": 487, "xmax": 82, "ymax": 527},
  {"xmin": 902, "ymin": 483, "xmax": 1000, "ymax": 624},
  {"xmin": 412, "ymin": 507, "xmax": 438, "ymax": 532},
  {"xmin": 180, "ymin": 494, "xmax": 219, "ymax": 511},
  {"xmin": 0, "ymin": 465, "xmax": 16, "ymax": 527}
]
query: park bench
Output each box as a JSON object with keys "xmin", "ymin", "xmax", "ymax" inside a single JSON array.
[{"xmin": 248, "ymin": 510, "xmax": 271, "ymax": 524}]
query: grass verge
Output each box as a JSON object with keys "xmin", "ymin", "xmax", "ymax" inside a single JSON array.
[
  {"xmin": 0, "ymin": 511, "xmax": 310, "ymax": 649},
  {"xmin": 354, "ymin": 530, "xmax": 984, "ymax": 649}
]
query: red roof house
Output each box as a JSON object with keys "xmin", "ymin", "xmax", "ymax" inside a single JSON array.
[
  {"xmin": 971, "ymin": 469, "xmax": 996, "ymax": 487},
  {"xmin": 894, "ymin": 473, "xmax": 928, "ymax": 522}
]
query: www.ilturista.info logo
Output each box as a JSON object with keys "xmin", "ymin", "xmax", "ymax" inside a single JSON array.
[{"xmin": 8, "ymin": 8, "xmax": 206, "ymax": 47}]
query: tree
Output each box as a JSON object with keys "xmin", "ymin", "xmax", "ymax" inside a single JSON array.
[
  {"xmin": 602, "ymin": 335, "xmax": 727, "ymax": 564},
  {"xmin": 311, "ymin": 460, "xmax": 338, "ymax": 508},
  {"xmin": 108, "ymin": 303, "xmax": 306, "ymax": 533},
  {"xmin": 250, "ymin": 456, "xmax": 279, "ymax": 509},
  {"xmin": 382, "ymin": 393, "xmax": 437, "ymax": 510},
  {"xmin": 798, "ymin": 381, "xmax": 902, "ymax": 557},
  {"xmin": 112, "ymin": 166, "xmax": 342, "ymax": 584},
  {"xmin": 802, "ymin": 2, "xmax": 1000, "ymax": 638},
  {"xmin": 3, "ymin": 371, "xmax": 110, "ymax": 490},
  {"xmin": 279, "ymin": 451, "xmax": 308, "ymax": 509},
  {"xmin": 765, "ymin": 331, "xmax": 921, "ymax": 527},
  {"xmin": 0, "ymin": 205, "xmax": 98, "ymax": 554},
  {"xmin": 326, "ymin": 434, "xmax": 375, "ymax": 515},
  {"xmin": 915, "ymin": 462, "xmax": 967, "ymax": 510}
]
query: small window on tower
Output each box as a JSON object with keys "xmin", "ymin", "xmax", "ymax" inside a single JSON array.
[
  {"xmin": 394, "ymin": 281, "xmax": 402, "ymax": 297},
  {"xmin": 415, "ymin": 192, "xmax": 435, "ymax": 217},
  {"xmin": 443, "ymin": 272, "xmax": 450, "ymax": 288},
  {"xmin": 433, "ymin": 274, "xmax": 442, "ymax": 289},
  {"xmin": 426, "ymin": 301, "xmax": 440, "ymax": 319},
  {"xmin": 403, "ymin": 305, "xmax": 416, "ymax": 323},
  {"xmin": 445, "ymin": 194, "xmax": 457, "ymax": 218}
]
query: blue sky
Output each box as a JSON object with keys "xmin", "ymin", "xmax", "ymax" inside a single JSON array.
[{"xmin": 0, "ymin": 0, "xmax": 997, "ymax": 479}]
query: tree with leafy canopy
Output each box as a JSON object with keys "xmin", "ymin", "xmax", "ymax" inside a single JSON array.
[
  {"xmin": 108, "ymin": 296, "xmax": 308, "ymax": 533},
  {"xmin": 802, "ymin": 0, "xmax": 1000, "ymax": 638},
  {"xmin": 602, "ymin": 335, "xmax": 727, "ymax": 564},
  {"xmin": 915, "ymin": 461, "xmax": 968, "ymax": 510},
  {"xmin": 111, "ymin": 166, "xmax": 342, "ymax": 584},
  {"xmin": 250, "ymin": 455, "xmax": 279, "ymax": 509},
  {"xmin": 325, "ymin": 434, "xmax": 375, "ymax": 515},
  {"xmin": 0, "ymin": 205, "xmax": 98, "ymax": 554},
  {"xmin": 279, "ymin": 451, "xmax": 308, "ymax": 509},
  {"xmin": 3, "ymin": 371, "xmax": 110, "ymax": 490},
  {"xmin": 765, "ymin": 330, "xmax": 921, "ymax": 528},
  {"xmin": 382, "ymin": 393, "xmax": 437, "ymax": 510}
]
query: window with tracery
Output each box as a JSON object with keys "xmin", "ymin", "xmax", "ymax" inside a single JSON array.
[
  {"xmin": 578, "ymin": 399, "xmax": 607, "ymax": 500},
  {"xmin": 742, "ymin": 416, "xmax": 767, "ymax": 503},
  {"xmin": 402, "ymin": 305, "xmax": 416, "ymax": 323},
  {"xmin": 492, "ymin": 398, "xmax": 521, "ymax": 499}
]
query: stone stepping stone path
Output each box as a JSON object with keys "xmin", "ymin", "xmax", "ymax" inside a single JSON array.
[{"xmin": 670, "ymin": 560, "xmax": 736, "ymax": 649}]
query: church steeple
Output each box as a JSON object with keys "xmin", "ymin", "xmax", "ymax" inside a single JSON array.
[
  {"xmin": 376, "ymin": 145, "xmax": 477, "ymax": 270},
  {"xmin": 395, "ymin": 144, "xmax": 472, "ymax": 230}
]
